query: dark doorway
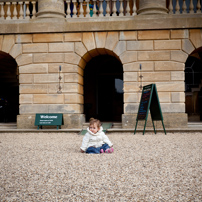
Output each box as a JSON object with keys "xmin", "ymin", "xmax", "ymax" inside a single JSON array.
[
  {"xmin": 0, "ymin": 51, "xmax": 19, "ymax": 122},
  {"xmin": 84, "ymin": 55, "xmax": 123, "ymax": 122},
  {"xmin": 185, "ymin": 47, "xmax": 202, "ymax": 122}
]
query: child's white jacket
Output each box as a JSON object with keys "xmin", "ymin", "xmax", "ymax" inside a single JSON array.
[{"xmin": 80, "ymin": 126, "xmax": 113, "ymax": 151}]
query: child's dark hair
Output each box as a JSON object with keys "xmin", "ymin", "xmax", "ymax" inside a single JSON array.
[{"xmin": 89, "ymin": 118, "xmax": 101, "ymax": 129}]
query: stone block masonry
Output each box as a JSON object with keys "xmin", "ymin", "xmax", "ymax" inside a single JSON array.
[{"xmin": 1, "ymin": 29, "xmax": 201, "ymax": 129}]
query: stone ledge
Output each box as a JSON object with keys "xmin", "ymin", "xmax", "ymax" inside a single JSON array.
[
  {"xmin": 1, "ymin": 127, "xmax": 202, "ymax": 134},
  {"xmin": 0, "ymin": 14, "xmax": 201, "ymax": 34}
]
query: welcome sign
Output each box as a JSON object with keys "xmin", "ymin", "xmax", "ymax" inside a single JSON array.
[{"xmin": 35, "ymin": 113, "xmax": 63, "ymax": 129}]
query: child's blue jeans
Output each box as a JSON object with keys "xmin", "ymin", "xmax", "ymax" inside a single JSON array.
[{"xmin": 86, "ymin": 143, "xmax": 110, "ymax": 154}]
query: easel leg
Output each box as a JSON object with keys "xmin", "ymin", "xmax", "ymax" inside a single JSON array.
[
  {"xmin": 162, "ymin": 120, "xmax": 166, "ymax": 135},
  {"xmin": 134, "ymin": 120, "xmax": 138, "ymax": 135},
  {"xmin": 143, "ymin": 120, "xmax": 147, "ymax": 135},
  {"xmin": 152, "ymin": 121, "xmax": 156, "ymax": 134}
]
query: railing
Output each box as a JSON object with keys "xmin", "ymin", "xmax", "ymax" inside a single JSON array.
[
  {"xmin": 0, "ymin": 0, "xmax": 38, "ymax": 20},
  {"xmin": 169, "ymin": 0, "xmax": 202, "ymax": 14},
  {"xmin": 0, "ymin": 0, "xmax": 201, "ymax": 20}
]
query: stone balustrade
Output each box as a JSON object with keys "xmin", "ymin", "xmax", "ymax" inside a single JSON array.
[
  {"xmin": 169, "ymin": 0, "xmax": 202, "ymax": 14},
  {"xmin": 0, "ymin": 0, "xmax": 201, "ymax": 20},
  {"xmin": 65, "ymin": 0, "xmax": 137, "ymax": 18},
  {"xmin": 0, "ymin": 0, "xmax": 37, "ymax": 20}
]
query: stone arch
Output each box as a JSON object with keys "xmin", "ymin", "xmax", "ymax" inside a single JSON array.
[
  {"xmin": 75, "ymin": 31, "xmax": 146, "ymax": 122},
  {"xmin": 76, "ymin": 32, "xmax": 125, "ymax": 68},
  {"xmin": 1, "ymin": 35, "xmax": 16, "ymax": 55},
  {"xmin": 0, "ymin": 34, "xmax": 24, "ymax": 78},
  {"xmin": 189, "ymin": 29, "xmax": 202, "ymax": 51}
]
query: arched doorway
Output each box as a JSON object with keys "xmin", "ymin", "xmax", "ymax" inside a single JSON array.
[
  {"xmin": 185, "ymin": 47, "xmax": 202, "ymax": 122},
  {"xmin": 84, "ymin": 54, "xmax": 123, "ymax": 122},
  {"xmin": 0, "ymin": 51, "xmax": 19, "ymax": 123}
]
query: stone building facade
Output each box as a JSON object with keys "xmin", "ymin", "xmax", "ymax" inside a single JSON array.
[{"xmin": 0, "ymin": 0, "xmax": 202, "ymax": 129}]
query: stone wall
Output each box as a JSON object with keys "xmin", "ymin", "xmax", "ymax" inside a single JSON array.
[{"xmin": 1, "ymin": 29, "xmax": 202, "ymax": 129}]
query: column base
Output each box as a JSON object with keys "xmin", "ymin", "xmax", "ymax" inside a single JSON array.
[
  {"xmin": 122, "ymin": 113, "xmax": 188, "ymax": 129},
  {"xmin": 36, "ymin": 0, "xmax": 66, "ymax": 18},
  {"xmin": 17, "ymin": 115, "xmax": 36, "ymax": 129},
  {"xmin": 36, "ymin": 11, "xmax": 66, "ymax": 18},
  {"xmin": 138, "ymin": 2, "xmax": 168, "ymax": 15},
  {"xmin": 62, "ymin": 114, "xmax": 85, "ymax": 129},
  {"xmin": 138, "ymin": 7, "xmax": 168, "ymax": 15},
  {"xmin": 17, "ymin": 114, "xmax": 85, "ymax": 129}
]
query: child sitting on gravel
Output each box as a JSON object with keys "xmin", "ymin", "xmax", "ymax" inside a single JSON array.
[{"xmin": 80, "ymin": 118, "xmax": 114, "ymax": 154}]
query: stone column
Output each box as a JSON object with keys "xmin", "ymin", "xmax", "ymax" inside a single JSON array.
[
  {"xmin": 36, "ymin": 0, "xmax": 65, "ymax": 18},
  {"xmin": 138, "ymin": 0, "xmax": 168, "ymax": 15}
]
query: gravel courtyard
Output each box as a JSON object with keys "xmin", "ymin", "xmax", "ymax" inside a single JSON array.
[{"xmin": 0, "ymin": 132, "xmax": 202, "ymax": 201}]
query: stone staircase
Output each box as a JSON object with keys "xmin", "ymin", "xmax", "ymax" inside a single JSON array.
[{"xmin": 0, "ymin": 122, "xmax": 202, "ymax": 133}]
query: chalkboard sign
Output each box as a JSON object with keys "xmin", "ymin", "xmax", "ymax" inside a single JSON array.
[
  {"xmin": 134, "ymin": 84, "xmax": 166, "ymax": 135},
  {"xmin": 137, "ymin": 84, "xmax": 152, "ymax": 120},
  {"xmin": 35, "ymin": 113, "xmax": 63, "ymax": 130}
]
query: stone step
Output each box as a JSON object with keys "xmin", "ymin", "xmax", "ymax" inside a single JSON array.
[
  {"xmin": 82, "ymin": 122, "xmax": 122, "ymax": 129},
  {"xmin": 112, "ymin": 123, "xmax": 122, "ymax": 128},
  {"xmin": 191, "ymin": 87, "xmax": 200, "ymax": 92},
  {"xmin": 188, "ymin": 122, "xmax": 202, "ymax": 127},
  {"xmin": 0, "ymin": 123, "xmax": 17, "ymax": 129}
]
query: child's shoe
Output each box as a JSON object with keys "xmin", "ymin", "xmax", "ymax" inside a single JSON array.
[
  {"xmin": 100, "ymin": 149, "xmax": 104, "ymax": 153},
  {"xmin": 105, "ymin": 148, "xmax": 114, "ymax": 153}
]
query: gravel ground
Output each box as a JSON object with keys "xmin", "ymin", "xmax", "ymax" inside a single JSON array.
[{"xmin": 0, "ymin": 132, "xmax": 202, "ymax": 202}]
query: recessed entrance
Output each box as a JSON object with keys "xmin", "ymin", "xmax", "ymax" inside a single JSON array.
[
  {"xmin": 185, "ymin": 47, "xmax": 202, "ymax": 122},
  {"xmin": 0, "ymin": 51, "xmax": 19, "ymax": 123},
  {"xmin": 84, "ymin": 55, "xmax": 123, "ymax": 122}
]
